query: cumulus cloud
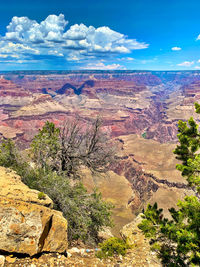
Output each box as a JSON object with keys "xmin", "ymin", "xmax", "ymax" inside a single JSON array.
[
  {"xmin": 171, "ymin": 46, "xmax": 181, "ymax": 51},
  {"xmin": 0, "ymin": 41, "xmax": 40, "ymax": 55},
  {"xmin": 0, "ymin": 14, "xmax": 148, "ymax": 65},
  {"xmin": 84, "ymin": 62, "xmax": 126, "ymax": 70},
  {"xmin": 63, "ymin": 24, "xmax": 88, "ymax": 40},
  {"xmin": 177, "ymin": 61, "xmax": 194, "ymax": 67},
  {"xmin": 5, "ymin": 14, "xmax": 68, "ymax": 43}
]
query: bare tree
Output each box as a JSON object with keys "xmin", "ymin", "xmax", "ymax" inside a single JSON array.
[
  {"xmin": 58, "ymin": 118, "xmax": 115, "ymax": 177},
  {"xmin": 31, "ymin": 118, "xmax": 116, "ymax": 178}
]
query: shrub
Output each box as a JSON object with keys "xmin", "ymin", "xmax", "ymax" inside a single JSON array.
[
  {"xmin": 37, "ymin": 192, "xmax": 46, "ymax": 200},
  {"xmin": 96, "ymin": 237, "xmax": 130, "ymax": 258},
  {"xmin": 0, "ymin": 138, "xmax": 19, "ymax": 168},
  {"xmin": 141, "ymin": 132, "xmax": 147, "ymax": 139},
  {"xmin": 34, "ymin": 171, "xmax": 114, "ymax": 244}
]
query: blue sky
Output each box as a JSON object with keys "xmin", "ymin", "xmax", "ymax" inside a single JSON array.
[{"xmin": 1, "ymin": 0, "xmax": 200, "ymax": 70}]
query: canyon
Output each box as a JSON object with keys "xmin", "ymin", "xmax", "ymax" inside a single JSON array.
[{"xmin": 0, "ymin": 70, "xmax": 199, "ymax": 231}]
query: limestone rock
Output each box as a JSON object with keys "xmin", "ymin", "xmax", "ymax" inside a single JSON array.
[
  {"xmin": 120, "ymin": 214, "xmax": 161, "ymax": 266},
  {"xmin": 0, "ymin": 167, "xmax": 68, "ymax": 256},
  {"xmin": 0, "ymin": 167, "xmax": 53, "ymax": 208},
  {"xmin": 98, "ymin": 227, "xmax": 114, "ymax": 241},
  {"xmin": 120, "ymin": 214, "xmax": 144, "ymax": 246}
]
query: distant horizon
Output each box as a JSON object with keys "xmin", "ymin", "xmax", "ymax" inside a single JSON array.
[{"xmin": 1, "ymin": 69, "xmax": 200, "ymax": 73}]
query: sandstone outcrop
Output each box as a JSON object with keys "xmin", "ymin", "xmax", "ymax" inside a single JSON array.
[{"xmin": 0, "ymin": 167, "xmax": 68, "ymax": 256}]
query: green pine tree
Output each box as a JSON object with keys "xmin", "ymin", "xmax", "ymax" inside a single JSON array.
[{"xmin": 139, "ymin": 103, "xmax": 200, "ymax": 266}]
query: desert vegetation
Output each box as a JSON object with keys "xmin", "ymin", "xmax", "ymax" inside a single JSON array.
[
  {"xmin": 0, "ymin": 118, "xmax": 115, "ymax": 245},
  {"xmin": 96, "ymin": 237, "xmax": 131, "ymax": 259},
  {"xmin": 139, "ymin": 103, "xmax": 200, "ymax": 266}
]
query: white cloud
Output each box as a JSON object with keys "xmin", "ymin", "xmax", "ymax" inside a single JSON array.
[
  {"xmin": 84, "ymin": 62, "xmax": 126, "ymax": 70},
  {"xmin": 195, "ymin": 66, "xmax": 200, "ymax": 69},
  {"xmin": 5, "ymin": 14, "xmax": 68, "ymax": 43},
  {"xmin": 0, "ymin": 54, "xmax": 8, "ymax": 58},
  {"xmin": 0, "ymin": 14, "xmax": 149, "ymax": 64},
  {"xmin": 126, "ymin": 57, "xmax": 134, "ymax": 61},
  {"xmin": 118, "ymin": 57, "xmax": 134, "ymax": 61},
  {"xmin": 171, "ymin": 47, "xmax": 181, "ymax": 51},
  {"xmin": 48, "ymin": 50, "xmax": 64, "ymax": 57},
  {"xmin": 0, "ymin": 41, "xmax": 40, "ymax": 55},
  {"xmin": 63, "ymin": 24, "xmax": 88, "ymax": 40},
  {"xmin": 196, "ymin": 34, "xmax": 200, "ymax": 40},
  {"xmin": 0, "ymin": 53, "xmax": 19, "ymax": 58},
  {"xmin": 67, "ymin": 55, "xmax": 80, "ymax": 61},
  {"xmin": 177, "ymin": 61, "xmax": 194, "ymax": 67},
  {"xmin": 63, "ymin": 25, "xmax": 148, "ymax": 54}
]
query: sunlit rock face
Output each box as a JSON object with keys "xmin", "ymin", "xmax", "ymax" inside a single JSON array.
[{"xmin": 0, "ymin": 167, "xmax": 68, "ymax": 256}]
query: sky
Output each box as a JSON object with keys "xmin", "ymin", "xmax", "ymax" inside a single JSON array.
[{"xmin": 1, "ymin": 0, "xmax": 200, "ymax": 70}]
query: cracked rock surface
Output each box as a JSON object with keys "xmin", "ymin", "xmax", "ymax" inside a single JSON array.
[{"xmin": 0, "ymin": 167, "xmax": 68, "ymax": 256}]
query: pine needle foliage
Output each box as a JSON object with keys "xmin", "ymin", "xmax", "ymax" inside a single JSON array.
[{"xmin": 139, "ymin": 103, "xmax": 200, "ymax": 266}]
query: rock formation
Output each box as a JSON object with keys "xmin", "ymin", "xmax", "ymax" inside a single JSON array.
[
  {"xmin": 0, "ymin": 167, "xmax": 68, "ymax": 256},
  {"xmin": 120, "ymin": 214, "xmax": 161, "ymax": 266}
]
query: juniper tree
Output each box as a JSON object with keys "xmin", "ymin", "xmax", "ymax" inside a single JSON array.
[{"xmin": 31, "ymin": 121, "xmax": 60, "ymax": 171}]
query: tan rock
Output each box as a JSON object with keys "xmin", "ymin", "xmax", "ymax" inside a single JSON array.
[
  {"xmin": 5, "ymin": 256, "xmax": 16, "ymax": 263},
  {"xmin": 98, "ymin": 227, "xmax": 114, "ymax": 241},
  {"xmin": 0, "ymin": 125, "xmax": 23, "ymax": 139},
  {"xmin": 120, "ymin": 214, "xmax": 144, "ymax": 246},
  {"xmin": 0, "ymin": 255, "xmax": 5, "ymax": 266},
  {"xmin": 0, "ymin": 167, "xmax": 53, "ymax": 208},
  {"xmin": 120, "ymin": 214, "xmax": 161, "ymax": 266},
  {"xmin": 82, "ymin": 168, "xmax": 135, "ymax": 236},
  {"xmin": 0, "ymin": 167, "xmax": 68, "ymax": 256}
]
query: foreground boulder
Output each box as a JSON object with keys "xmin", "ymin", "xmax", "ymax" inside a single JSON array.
[{"xmin": 0, "ymin": 167, "xmax": 68, "ymax": 256}]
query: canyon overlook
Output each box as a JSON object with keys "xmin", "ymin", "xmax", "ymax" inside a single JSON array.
[{"xmin": 0, "ymin": 70, "xmax": 199, "ymax": 231}]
